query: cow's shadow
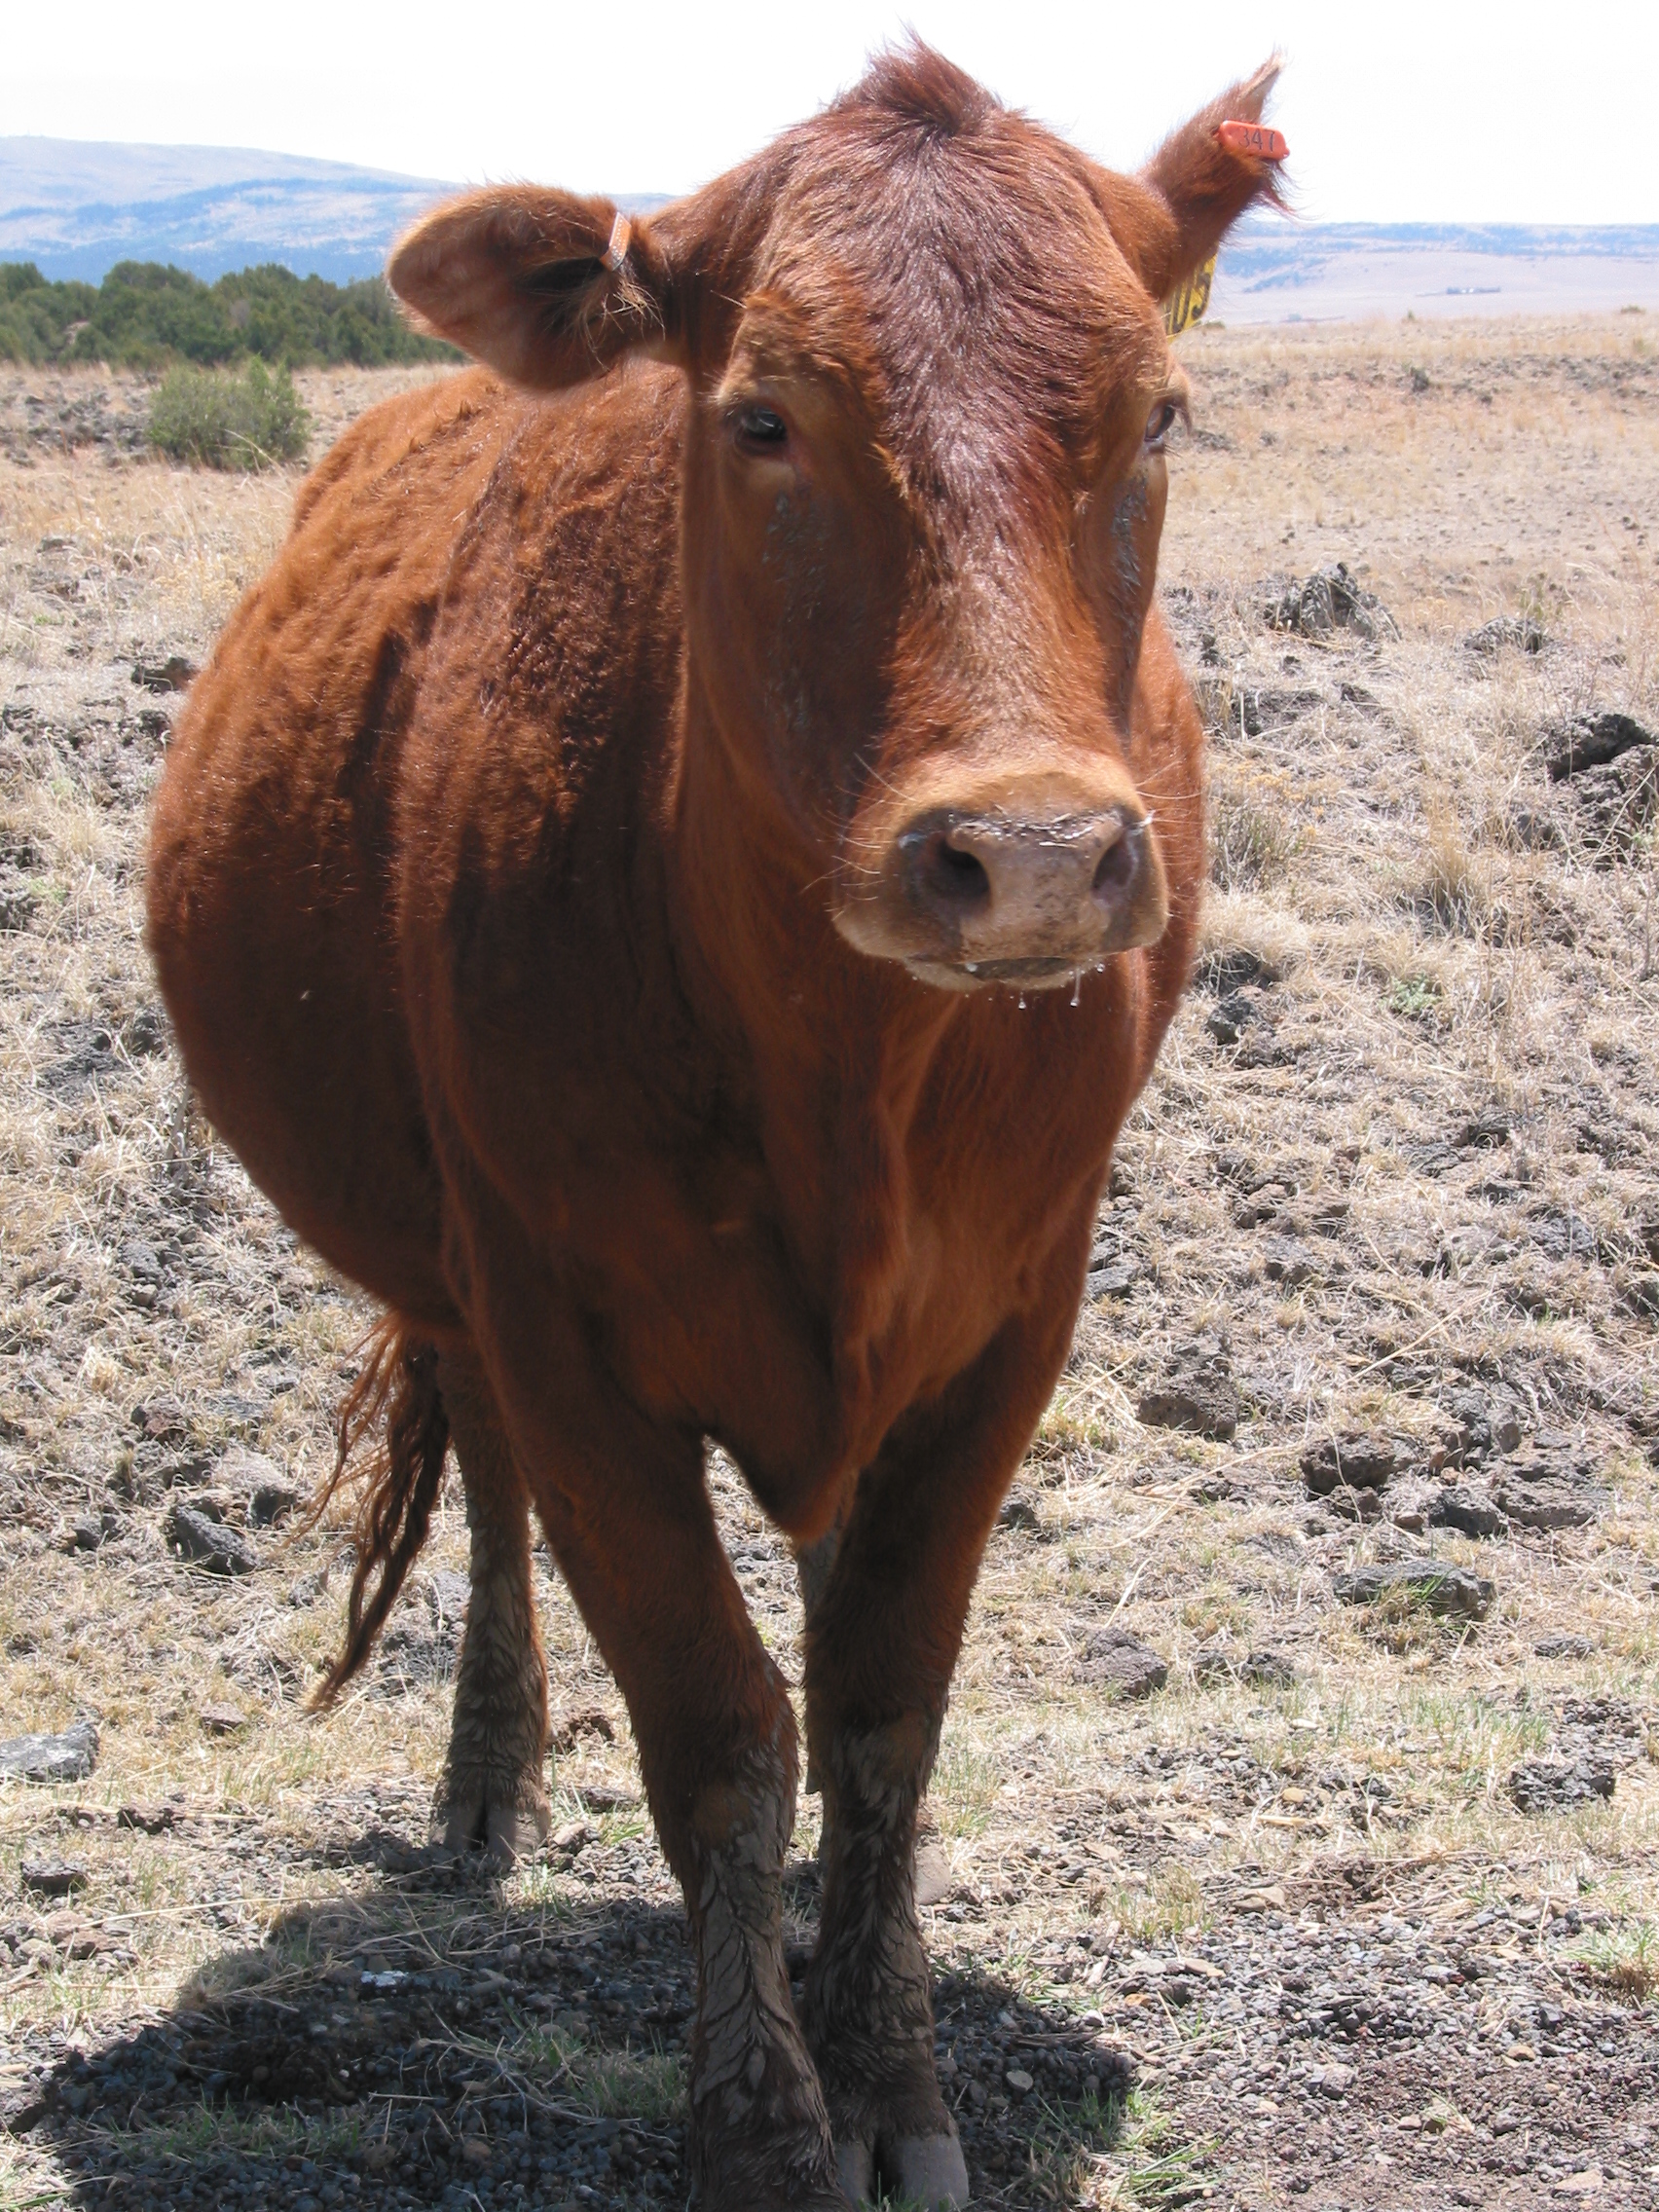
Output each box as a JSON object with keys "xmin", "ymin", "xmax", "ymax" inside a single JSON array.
[{"xmin": 23, "ymin": 1843, "xmax": 1130, "ymax": 2210}]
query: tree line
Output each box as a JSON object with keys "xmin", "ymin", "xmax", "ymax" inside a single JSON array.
[{"xmin": 0, "ymin": 259, "xmax": 458, "ymax": 370}]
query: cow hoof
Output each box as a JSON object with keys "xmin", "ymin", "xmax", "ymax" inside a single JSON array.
[
  {"xmin": 431, "ymin": 1781, "xmax": 550, "ymax": 1868},
  {"xmin": 835, "ymin": 2134, "xmax": 876, "ymax": 2204},
  {"xmin": 883, "ymin": 2128, "xmax": 971, "ymax": 2208}
]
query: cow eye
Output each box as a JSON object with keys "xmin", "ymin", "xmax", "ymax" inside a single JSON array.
[
  {"xmin": 733, "ymin": 404, "xmax": 789, "ymax": 451},
  {"xmin": 1144, "ymin": 398, "xmax": 1182, "ymax": 451}
]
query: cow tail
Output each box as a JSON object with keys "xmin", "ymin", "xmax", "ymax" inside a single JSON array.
[{"xmin": 306, "ymin": 1317, "xmax": 451, "ymax": 1709}]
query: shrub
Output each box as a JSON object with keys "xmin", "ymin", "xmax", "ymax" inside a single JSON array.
[
  {"xmin": 147, "ymin": 361, "xmax": 312, "ymax": 471},
  {"xmin": 0, "ymin": 258, "xmax": 458, "ymax": 370}
]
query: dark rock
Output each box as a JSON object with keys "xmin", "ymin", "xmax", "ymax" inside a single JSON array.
[
  {"xmin": 0, "ymin": 2079, "xmax": 49, "ymax": 2134},
  {"xmin": 1533, "ymin": 1634, "xmax": 1593, "ymax": 1660},
  {"xmin": 1235, "ymin": 1028, "xmax": 1288, "ymax": 1070},
  {"xmin": 1568, "ymin": 746, "xmax": 1659, "ymax": 861},
  {"xmin": 1333, "ymin": 1560, "xmax": 1494, "ymax": 1620},
  {"xmin": 0, "ymin": 1719, "xmax": 99, "ymax": 1783},
  {"xmin": 1544, "ymin": 710, "xmax": 1654, "ymax": 782},
  {"xmin": 1088, "ymin": 1258, "xmax": 1141, "ymax": 1298},
  {"xmin": 1301, "ymin": 1432, "xmax": 1397, "ymax": 1494},
  {"xmin": 1186, "ymin": 1472, "xmax": 1235, "ymax": 1504},
  {"xmin": 117, "ymin": 1801, "xmax": 179, "ymax": 1833},
  {"xmin": 1440, "ymin": 1386, "xmax": 1524, "ymax": 1466},
  {"xmin": 1622, "ymin": 1273, "xmax": 1659, "ymax": 1318},
  {"xmin": 249, "ymin": 1478, "xmax": 300, "ymax": 1526},
  {"xmin": 1138, "ymin": 1338, "xmax": 1238, "ymax": 1440},
  {"xmin": 124, "ymin": 1003, "xmax": 169, "ymax": 1056},
  {"xmin": 131, "ymin": 654, "xmax": 198, "ymax": 693},
  {"xmin": 1526, "ymin": 1207, "xmax": 1599, "ymax": 1262},
  {"xmin": 550, "ymin": 1707, "xmax": 616, "ymax": 1754},
  {"xmin": 1404, "ymin": 1139, "xmax": 1461, "ymax": 1178},
  {"xmin": 65, "ymin": 1515, "xmax": 104, "ymax": 1551},
  {"xmin": 1492, "ymin": 1479, "xmax": 1599, "ymax": 1531},
  {"xmin": 43, "ymin": 1018, "xmax": 120, "ymax": 1096},
  {"xmin": 119, "ymin": 1238, "xmax": 164, "ymax": 1308},
  {"xmin": 1199, "ymin": 1645, "xmax": 1297, "ymax": 1689},
  {"xmin": 1506, "ymin": 1758, "xmax": 1614, "ymax": 1813},
  {"xmin": 1206, "ymin": 990, "xmax": 1270, "ymax": 1045},
  {"xmin": 1261, "ymin": 1235, "xmax": 1315, "ymax": 1287},
  {"xmin": 0, "ymin": 870, "xmax": 39, "ymax": 933},
  {"xmin": 1230, "ymin": 684, "xmax": 1328, "ymax": 736},
  {"xmin": 1267, "ymin": 562, "xmax": 1398, "ymax": 643},
  {"xmin": 20, "ymin": 1858, "xmax": 89, "ymax": 1898},
  {"xmin": 1198, "ymin": 945, "xmax": 1281, "ymax": 994},
  {"xmin": 1456, "ymin": 1112, "xmax": 1512, "ymax": 1149},
  {"xmin": 132, "ymin": 1396, "xmax": 189, "ymax": 1442},
  {"xmin": 1431, "ymin": 1486, "xmax": 1504, "ymax": 1538},
  {"xmin": 218, "ymin": 1444, "xmax": 299, "ymax": 1525},
  {"xmin": 1323, "ymin": 1483, "xmax": 1385, "ymax": 1524},
  {"xmin": 998, "ymin": 1493, "xmax": 1042, "ymax": 1532},
  {"xmin": 166, "ymin": 1500, "xmax": 257, "ymax": 1574},
  {"xmin": 1463, "ymin": 614, "xmax": 1545, "ymax": 657},
  {"xmin": 1240, "ymin": 1648, "xmax": 1298, "ymax": 1688},
  {"xmin": 1503, "ymin": 800, "xmax": 1567, "ymax": 852},
  {"xmin": 428, "ymin": 1567, "xmax": 471, "ymax": 1631},
  {"xmin": 1077, "ymin": 1629, "xmax": 1167, "ymax": 1701},
  {"xmin": 199, "ymin": 1705, "xmax": 248, "ymax": 1736}
]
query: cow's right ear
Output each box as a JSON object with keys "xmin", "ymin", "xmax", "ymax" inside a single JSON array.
[{"xmin": 387, "ymin": 189, "xmax": 675, "ymax": 391}]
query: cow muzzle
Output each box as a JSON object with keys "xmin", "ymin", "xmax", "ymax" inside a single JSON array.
[{"xmin": 838, "ymin": 788, "xmax": 1170, "ymax": 991}]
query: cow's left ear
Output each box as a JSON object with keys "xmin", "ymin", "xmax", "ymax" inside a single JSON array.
[
  {"xmin": 387, "ymin": 188, "xmax": 675, "ymax": 390},
  {"xmin": 1082, "ymin": 58, "xmax": 1288, "ymax": 308}
]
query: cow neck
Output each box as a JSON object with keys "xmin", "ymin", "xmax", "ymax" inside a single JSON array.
[{"xmin": 666, "ymin": 678, "xmax": 961, "ymax": 1448}]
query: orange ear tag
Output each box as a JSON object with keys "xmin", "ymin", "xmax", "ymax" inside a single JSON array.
[{"xmin": 1218, "ymin": 120, "xmax": 1288, "ymax": 162}]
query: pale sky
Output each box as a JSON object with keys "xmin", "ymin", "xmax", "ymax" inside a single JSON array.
[{"xmin": 7, "ymin": 0, "xmax": 1658, "ymax": 226}]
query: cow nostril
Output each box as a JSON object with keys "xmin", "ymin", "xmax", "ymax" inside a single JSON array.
[
  {"xmin": 1092, "ymin": 831, "xmax": 1136, "ymax": 897},
  {"xmin": 921, "ymin": 834, "xmax": 992, "ymax": 908}
]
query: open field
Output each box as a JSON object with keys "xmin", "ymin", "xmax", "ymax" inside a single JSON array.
[{"xmin": 2, "ymin": 316, "xmax": 1657, "ymax": 2211}]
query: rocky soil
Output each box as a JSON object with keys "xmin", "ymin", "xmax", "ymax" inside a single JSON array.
[{"xmin": 2, "ymin": 316, "xmax": 1657, "ymax": 2210}]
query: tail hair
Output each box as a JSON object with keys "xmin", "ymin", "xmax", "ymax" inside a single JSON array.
[{"xmin": 306, "ymin": 1317, "xmax": 450, "ymax": 1708}]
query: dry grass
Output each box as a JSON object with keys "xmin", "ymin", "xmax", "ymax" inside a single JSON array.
[{"xmin": 2, "ymin": 322, "xmax": 1657, "ymax": 2210}]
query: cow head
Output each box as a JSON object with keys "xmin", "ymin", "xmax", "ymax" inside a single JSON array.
[{"xmin": 389, "ymin": 47, "xmax": 1286, "ymax": 992}]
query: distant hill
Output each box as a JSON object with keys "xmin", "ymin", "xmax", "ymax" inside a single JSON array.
[
  {"xmin": 0, "ymin": 137, "xmax": 467, "ymax": 284},
  {"xmin": 1211, "ymin": 220, "xmax": 1659, "ymax": 324}
]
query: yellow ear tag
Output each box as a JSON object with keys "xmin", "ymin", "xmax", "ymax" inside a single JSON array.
[{"xmin": 1162, "ymin": 255, "xmax": 1217, "ymax": 338}]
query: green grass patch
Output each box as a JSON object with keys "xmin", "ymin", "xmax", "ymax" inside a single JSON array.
[
  {"xmin": 1383, "ymin": 972, "xmax": 1443, "ymax": 1021},
  {"xmin": 1574, "ymin": 1919, "xmax": 1658, "ymax": 2004}
]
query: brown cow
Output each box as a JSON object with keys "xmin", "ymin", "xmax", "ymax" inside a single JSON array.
[{"xmin": 147, "ymin": 47, "xmax": 1286, "ymax": 2209}]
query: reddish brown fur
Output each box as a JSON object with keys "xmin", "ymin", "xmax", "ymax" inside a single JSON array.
[{"xmin": 148, "ymin": 47, "xmax": 1285, "ymax": 2208}]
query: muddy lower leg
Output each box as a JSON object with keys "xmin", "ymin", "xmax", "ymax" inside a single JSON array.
[
  {"xmin": 796, "ymin": 1518, "xmax": 951, "ymax": 1908},
  {"xmin": 510, "ymin": 1423, "xmax": 841, "ymax": 2205},
  {"xmin": 803, "ymin": 1707, "xmax": 965, "ymax": 2208},
  {"xmin": 799, "ymin": 1313, "xmax": 1077, "ymax": 2210},
  {"xmin": 682, "ymin": 1723, "xmax": 843, "ymax": 2210},
  {"xmin": 430, "ymin": 1349, "xmax": 551, "ymax": 1867}
]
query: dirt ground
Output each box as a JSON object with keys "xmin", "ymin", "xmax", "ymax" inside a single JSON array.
[{"xmin": 2, "ymin": 315, "xmax": 1657, "ymax": 2212}]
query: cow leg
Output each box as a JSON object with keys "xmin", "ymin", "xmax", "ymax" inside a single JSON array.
[
  {"xmin": 795, "ymin": 1511, "xmax": 950, "ymax": 1906},
  {"xmin": 429, "ymin": 1347, "xmax": 551, "ymax": 1868},
  {"xmin": 528, "ymin": 1461, "xmax": 843, "ymax": 2208},
  {"xmin": 451, "ymin": 1261, "xmax": 844, "ymax": 2209},
  {"xmin": 801, "ymin": 1310, "xmax": 1075, "ymax": 2209}
]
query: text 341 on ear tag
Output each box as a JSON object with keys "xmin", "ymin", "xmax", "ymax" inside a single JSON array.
[{"xmin": 1218, "ymin": 120, "xmax": 1288, "ymax": 162}]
